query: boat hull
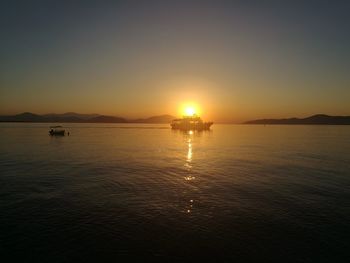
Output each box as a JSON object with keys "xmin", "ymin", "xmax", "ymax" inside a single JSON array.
[{"xmin": 49, "ymin": 130, "xmax": 65, "ymax": 136}]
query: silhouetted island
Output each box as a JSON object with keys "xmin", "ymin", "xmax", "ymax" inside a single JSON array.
[
  {"xmin": 130, "ymin": 115, "xmax": 175, "ymax": 124},
  {"xmin": 0, "ymin": 112, "xmax": 176, "ymax": 124},
  {"xmin": 244, "ymin": 114, "xmax": 350, "ymax": 125}
]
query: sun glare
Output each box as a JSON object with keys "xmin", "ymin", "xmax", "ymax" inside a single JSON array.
[
  {"xmin": 178, "ymin": 102, "xmax": 201, "ymax": 117},
  {"xmin": 181, "ymin": 103, "xmax": 200, "ymax": 116},
  {"xmin": 184, "ymin": 106, "xmax": 196, "ymax": 116}
]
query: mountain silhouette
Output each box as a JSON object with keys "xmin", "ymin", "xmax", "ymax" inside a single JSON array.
[
  {"xmin": 0, "ymin": 112, "xmax": 44, "ymax": 122},
  {"xmin": 87, "ymin": 115, "xmax": 127, "ymax": 123},
  {"xmin": 43, "ymin": 112, "xmax": 100, "ymax": 120},
  {"xmin": 131, "ymin": 115, "xmax": 175, "ymax": 123},
  {"xmin": 244, "ymin": 114, "xmax": 350, "ymax": 125},
  {"xmin": 0, "ymin": 112, "xmax": 175, "ymax": 124}
]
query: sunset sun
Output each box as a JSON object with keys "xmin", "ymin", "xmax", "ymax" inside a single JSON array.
[
  {"xmin": 184, "ymin": 106, "xmax": 196, "ymax": 116},
  {"xmin": 180, "ymin": 104, "xmax": 201, "ymax": 117}
]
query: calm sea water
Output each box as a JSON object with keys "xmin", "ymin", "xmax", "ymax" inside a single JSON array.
[{"xmin": 1, "ymin": 123, "xmax": 349, "ymax": 262}]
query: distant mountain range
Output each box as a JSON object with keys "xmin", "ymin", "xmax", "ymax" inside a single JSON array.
[
  {"xmin": 130, "ymin": 115, "xmax": 175, "ymax": 123},
  {"xmin": 0, "ymin": 112, "xmax": 175, "ymax": 124},
  {"xmin": 2, "ymin": 113, "xmax": 349, "ymax": 125},
  {"xmin": 244, "ymin": 114, "xmax": 350, "ymax": 125}
]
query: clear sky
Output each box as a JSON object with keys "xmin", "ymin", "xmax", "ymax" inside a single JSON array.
[{"xmin": 1, "ymin": 0, "xmax": 349, "ymax": 122}]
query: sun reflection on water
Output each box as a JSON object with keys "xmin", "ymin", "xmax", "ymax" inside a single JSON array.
[
  {"xmin": 187, "ymin": 139, "xmax": 192, "ymax": 161},
  {"xmin": 184, "ymin": 131, "xmax": 196, "ymax": 214},
  {"xmin": 184, "ymin": 130, "xmax": 195, "ymax": 181}
]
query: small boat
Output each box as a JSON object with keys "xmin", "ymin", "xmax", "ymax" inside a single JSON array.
[
  {"xmin": 171, "ymin": 115, "xmax": 213, "ymax": 131},
  {"xmin": 49, "ymin": 126, "xmax": 65, "ymax": 136}
]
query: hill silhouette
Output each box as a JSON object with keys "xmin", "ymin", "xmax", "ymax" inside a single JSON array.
[
  {"xmin": 244, "ymin": 114, "xmax": 350, "ymax": 125},
  {"xmin": 0, "ymin": 112, "xmax": 175, "ymax": 124},
  {"xmin": 87, "ymin": 115, "xmax": 127, "ymax": 123},
  {"xmin": 43, "ymin": 112, "xmax": 100, "ymax": 120},
  {"xmin": 131, "ymin": 115, "xmax": 175, "ymax": 123}
]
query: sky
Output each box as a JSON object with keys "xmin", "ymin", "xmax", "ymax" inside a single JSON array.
[{"xmin": 1, "ymin": 0, "xmax": 349, "ymax": 122}]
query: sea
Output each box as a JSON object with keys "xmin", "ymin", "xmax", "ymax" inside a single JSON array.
[{"xmin": 0, "ymin": 123, "xmax": 349, "ymax": 262}]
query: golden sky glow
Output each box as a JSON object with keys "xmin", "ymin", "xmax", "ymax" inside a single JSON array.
[{"xmin": 1, "ymin": 2, "xmax": 349, "ymax": 123}]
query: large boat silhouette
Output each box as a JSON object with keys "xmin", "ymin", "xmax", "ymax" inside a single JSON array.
[{"xmin": 171, "ymin": 115, "xmax": 213, "ymax": 131}]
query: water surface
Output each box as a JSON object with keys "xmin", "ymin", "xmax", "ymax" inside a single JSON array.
[{"xmin": 1, "ymin": 123, "xmax": 349, "ymax": 262}]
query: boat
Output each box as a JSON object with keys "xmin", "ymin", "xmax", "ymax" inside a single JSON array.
[
  {"xmin": 171, "ymin": 115, "xmax": 213, "ymax": 131},
  {"xmin": 49, "ymin": 125, "xmax": 65, "ymax": 136}
]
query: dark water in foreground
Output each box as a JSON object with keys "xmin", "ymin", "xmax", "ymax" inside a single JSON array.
[{"xmin": 0, "ymin": 123, "xmax": 349, "ymax": 262}]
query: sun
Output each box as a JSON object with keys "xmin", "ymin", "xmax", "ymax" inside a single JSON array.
[
  {"xmin": 184, "ymin": 106, "xmax": 196, "ymax": 116},
  {"xmin": 178, "ymin": 102, "xmax": 201, "ymax": 117},
  {"xmin": 180, "ymin": 103, "xmax": 200, "ymax": 117}
]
